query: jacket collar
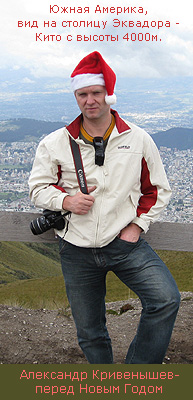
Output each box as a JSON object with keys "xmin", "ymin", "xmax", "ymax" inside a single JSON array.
[{"xmin": 66, "ymin": 109, "xmax": 131, "ymax": 139}]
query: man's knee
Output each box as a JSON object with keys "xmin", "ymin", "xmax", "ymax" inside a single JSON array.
[
  {"xmin": 158, "ymin": 285, "xmax": 181, "ymax": 313},
  {"xmin": 168, "ymin": 287, "xmax": 181, "ymax": 309},
  {"xmin": 145, "ymin": 284, "xmax": 180, "ymax": 314}
]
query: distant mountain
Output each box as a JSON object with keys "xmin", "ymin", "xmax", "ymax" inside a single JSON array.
[
  {"xmin": 0, "ymin": 119, "xmax": 192, "ymax": 149},
  {"xmin": 152, "ymin": 128, "xmax": 193, "ymax": 150},
  {"xmin": 0, "ymin": 118, "xmax": 66, "ymax": 142}
]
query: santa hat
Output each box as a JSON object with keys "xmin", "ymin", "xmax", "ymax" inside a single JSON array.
[{"xmin": 71, "ymin": 51, "xmax": 117, "ymax": 105}]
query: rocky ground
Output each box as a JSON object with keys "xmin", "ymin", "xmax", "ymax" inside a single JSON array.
[{"xmin": 0, "ymin": 292, "xmax": 192, "ymax": 364}]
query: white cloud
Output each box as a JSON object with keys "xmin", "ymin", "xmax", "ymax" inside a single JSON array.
[
  {"xmin": 1, "ymin": 0, "xmax": 193, "ymax": 78},
  {"xmin": 21, "ymin": 77, "xmax": 35, "ymax": 84}
]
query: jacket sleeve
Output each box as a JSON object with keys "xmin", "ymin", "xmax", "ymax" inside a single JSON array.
[
  {"xmin": 132, "ymin": 134, "xmax": 172, "ymax": 233},
  {"xmin": 28, "ymin": 139, "xmax": 69, "ymax": 211}
]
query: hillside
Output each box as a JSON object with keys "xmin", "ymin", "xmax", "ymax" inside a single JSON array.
[
  {"xmin": 152, "ymin": 127, "xmax": 193, "ymax": 150},
  {"xmin": 0, "ymin": 242, "xmax": 192, "ymax": 310},
  {"xmin": 0, "ymin": 242, "xmax": 61, "ymax": 284},
  {"xmin": 0, "ymin": 118, "xmax": 192, "ymax": 149},
  {"xmin": 0, "ymin": 119, "xmax": 65, "ymax": 142},
  {"xmin": 0, "ymin": 243, "xmax": 192, "ymax": 289}
]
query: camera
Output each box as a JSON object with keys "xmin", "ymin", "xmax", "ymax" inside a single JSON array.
[
  {"xmin": 93, "ymin": 137, "xmax": 105, "ymax": 166},
  {"xmin": 30, "ymin": 209, "xmax": 66, "ymax": 235}
]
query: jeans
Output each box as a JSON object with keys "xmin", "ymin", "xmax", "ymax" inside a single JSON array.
[{"xmin": 59, "ymin": 237, "xmax": 180, "ymax": 364}]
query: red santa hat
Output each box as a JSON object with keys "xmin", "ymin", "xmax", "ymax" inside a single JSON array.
[{"xmin": 71, "ymin": 51, "xmax": 117, "ymax": 105}]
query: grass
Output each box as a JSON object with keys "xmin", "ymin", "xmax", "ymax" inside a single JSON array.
[
  {"xmin": 0, "ymin": 242, "xmax": 61, "ymax": 284},
  {"xmin": 0, "ymin": 242, "xmax": 192, "ymax": 310},
  {"xmin": 0, "ymin": 276, "xmax": 67, "ymax": 309},
  {"xmin": 0, "ymin": 272, "xmax": 136, "ymax": 310},
  {"xmin": 156, "ymin": 249, "xmax": 193, "ymax": 290}
]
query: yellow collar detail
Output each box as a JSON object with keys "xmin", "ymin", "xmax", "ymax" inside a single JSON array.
[{"xmin": 80, "ymin": 114, "xmax": 115, "ymax": 144}]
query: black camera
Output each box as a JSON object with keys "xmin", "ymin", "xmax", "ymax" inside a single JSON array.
[
  {"xmin": 30, "ymin": 209, "xmax": 65, "ymax": 235},
  {"xmin": 93, "ymin": 137, "xmax": 105, "ymax": 166}
]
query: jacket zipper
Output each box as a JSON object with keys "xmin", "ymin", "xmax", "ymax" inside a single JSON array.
[{"xmin": 94, "ymin": 166, "xmax": 106, "ymax": 247}]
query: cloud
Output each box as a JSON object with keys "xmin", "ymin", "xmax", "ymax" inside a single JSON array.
[
  {"xmin": 1, "ymin": 0, "xmax": 193, "ymax": 79},
  {"xmin": 21, "ymin": 77, "xmax": 35, "ymax": 84}
]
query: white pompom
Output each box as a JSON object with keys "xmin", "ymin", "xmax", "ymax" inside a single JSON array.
[{"xmin": 105, "ymin": 93, "xmax": 117, "ymax": 105}]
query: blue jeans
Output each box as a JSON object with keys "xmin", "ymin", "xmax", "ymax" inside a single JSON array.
[{"xmin": 59, "ymin": 237, "xmax": 180, "ymax": 364}]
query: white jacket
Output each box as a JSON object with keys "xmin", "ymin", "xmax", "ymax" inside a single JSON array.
[{"xmin": 29, "ymin": 110, "xmax": 171, "ymax": 247}]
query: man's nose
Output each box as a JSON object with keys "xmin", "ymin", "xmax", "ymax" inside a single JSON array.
[{"xmin": 86, "ymin": 94, "xmax": 95, "ymax": 104}]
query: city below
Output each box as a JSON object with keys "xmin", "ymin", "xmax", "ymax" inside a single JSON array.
[
  {"xmin": 1, "ymin": 76, "xmax": 193, "ymax": 224},
  {"xmin": 0, "ymin": 138, "xmax": 192, "ymax": 224}
]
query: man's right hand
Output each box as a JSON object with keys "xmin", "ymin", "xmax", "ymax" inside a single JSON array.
[{"xmin": 62, "ymin": 186, "xmax": 96, "ymax": 215}]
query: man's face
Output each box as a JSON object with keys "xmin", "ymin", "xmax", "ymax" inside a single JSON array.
[{"xmin": 75, "ymin": 85, "xmax": 110, "ymax": 121}]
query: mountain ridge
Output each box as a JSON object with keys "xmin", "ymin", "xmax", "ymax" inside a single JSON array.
[
  {"xmin": 0, "ymin": 118, "xmax": 66, "ymax": 142},
  {"xmin": 152, "ymin": 127, "xmax": 193, "ymax": 150},
  {"xmin": 0, "ymin": 118, "xmax": 192, "ymax": 149}
]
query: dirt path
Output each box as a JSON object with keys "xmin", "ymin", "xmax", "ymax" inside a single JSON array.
[{"xmin": 0, "ymin": 292, "xmax": 192, "ymax": 364}]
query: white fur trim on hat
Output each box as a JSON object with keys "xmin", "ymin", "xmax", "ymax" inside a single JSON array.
[
  {"xmin": 105, "ymin": 93, "xmax": 117, "ymax": 105},
  {"xmin": 71, "ymin": 73, "xmax": 105, "ymax": 92}
]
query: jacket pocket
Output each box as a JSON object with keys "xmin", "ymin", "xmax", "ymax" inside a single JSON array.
[{"xmin": 116, "ymin": 236, "xmax": 141, "ymax": 246}]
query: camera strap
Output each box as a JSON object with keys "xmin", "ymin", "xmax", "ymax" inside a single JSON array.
[{"xmin": 69, "ymin": 136, "xmax": 88, "ymax": 195}]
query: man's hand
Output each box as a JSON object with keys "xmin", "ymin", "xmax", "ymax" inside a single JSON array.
[
  {"xmin": 62, "ymin": 186, "xmax": 96, "ymax": 215},
  {"xmin": 119, "ymin": 223, "xmax": 142, "ymax": 243}
]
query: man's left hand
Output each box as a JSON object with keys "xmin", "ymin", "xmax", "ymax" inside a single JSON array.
[{"xmin": 119, "ymin": 223, "xmax": 142, "ymax": 243}]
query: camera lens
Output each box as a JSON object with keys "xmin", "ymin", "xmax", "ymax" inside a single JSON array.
[{"xmin": 30, "ymin": 215, "xmax": 50, "ymax": 235}]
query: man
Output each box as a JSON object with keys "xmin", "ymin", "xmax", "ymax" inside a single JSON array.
[{"xmin": 29, "ymin": 51, "xmax": 180, "ymax": 364}]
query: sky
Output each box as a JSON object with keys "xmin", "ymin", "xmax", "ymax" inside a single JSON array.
[{"xmin": 1, "ymin": 0, "xmax": 193, "ymax": 81}]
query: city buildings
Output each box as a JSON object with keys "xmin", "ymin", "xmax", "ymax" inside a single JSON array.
[{"xmin": 0, "ymin": 141, "xmax": 192, "ymax": 223}]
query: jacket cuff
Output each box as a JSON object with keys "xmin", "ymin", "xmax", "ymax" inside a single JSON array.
[
  {"xmin": 131, "ymin": 217, "xmax": 150, "ymax": 234},
  {"xmin": 55, "ymin": 193, "xmax": 69, "ymax": 211}
]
